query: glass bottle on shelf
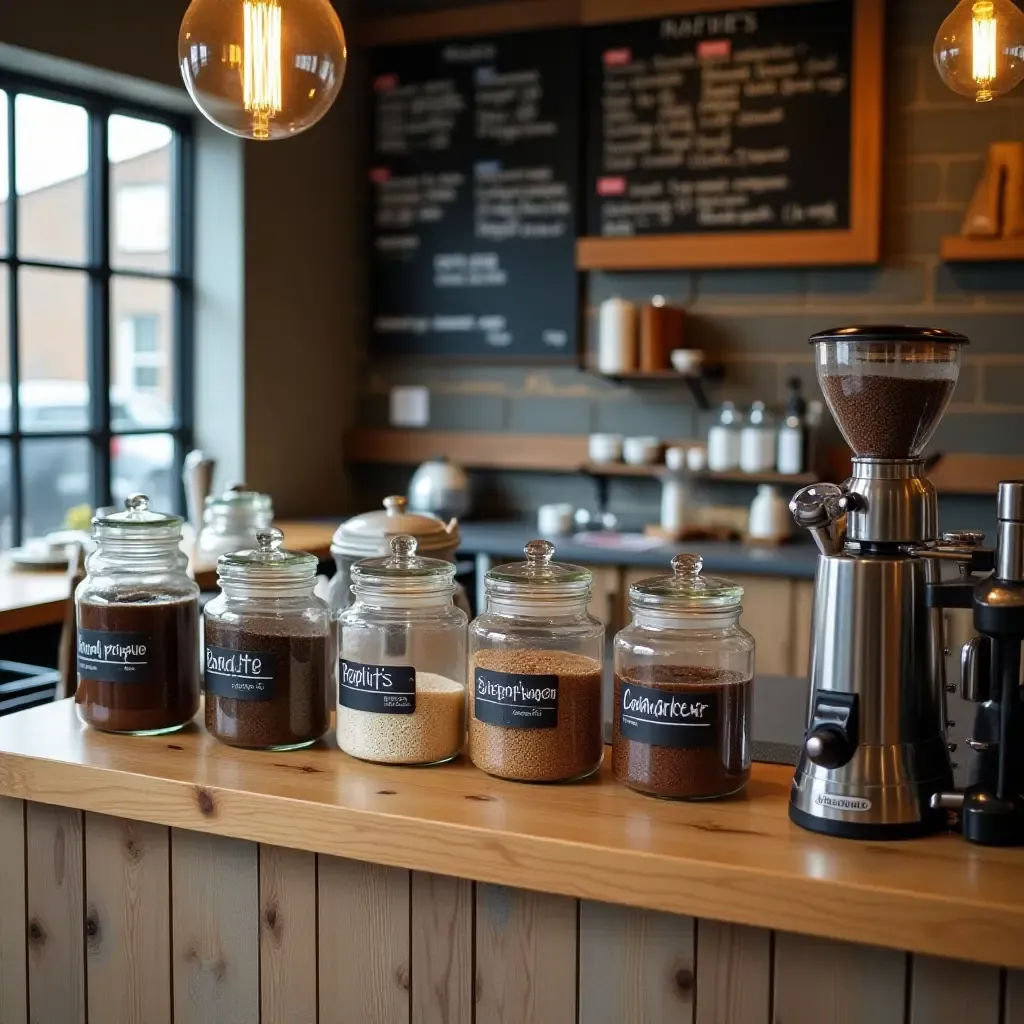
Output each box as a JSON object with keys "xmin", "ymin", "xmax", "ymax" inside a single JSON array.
[{"xmin": 707, "ymin": 401, "xmax": 743, "ymax": 472}]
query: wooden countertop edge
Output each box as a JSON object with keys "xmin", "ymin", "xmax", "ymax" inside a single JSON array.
[{"xmin": 0, "ymin": 748, "xmax": 1019, "ymax": 968}]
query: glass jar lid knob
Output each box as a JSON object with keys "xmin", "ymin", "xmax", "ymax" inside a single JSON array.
[
  {"xmin": 390, "ymin": 534, "xmax": 418, "ymax": 563},
  {"xmin": 127, "ymin": 493, "xmax": 148, "ymax": 514},
  {"xmin": 524, "ymin": 539, "xmax": 555, "ymax": 566},
  {"xmin": 671, "ymin": 552, "xmax": 704, "ymax": 581},
  {"xmin": 384, "ymin": 495, "xmax": 408, "ymax": 516},
  {"xmin": 256, "ymin": 527, "xmax": 285, "ymax": 559}
]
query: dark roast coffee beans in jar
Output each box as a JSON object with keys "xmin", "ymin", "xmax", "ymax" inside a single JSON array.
[
  {"xmin": 204, "ymin": 529, "xmax": 330, "ymax": 751},
  {"xmin": 75, "ymin": 494, "xmax": 200, "ymax": 735},
  {"xmin": 468, "ymin": 540, "xmax": 604, "ymax": 783},
  {"xmin": 612, "ymin": 554, "xmax": 753, "ymax": 799}
]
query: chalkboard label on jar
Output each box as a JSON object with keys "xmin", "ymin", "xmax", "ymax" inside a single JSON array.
[
  {"xmin": 618, "ymin": 682, "xmax": 719, "ymax": 748},
  {"xmin": 473, "ymin": 668, "xmax": 559, "ymax": 729},
  {"xmin": 77, "ymin": 629, "xmax": 154, "ymax": 684},
  {"xmin": 205, "ymin": 646, "xmax": 277, "ymax": 701},
  {"xmin": 340, "ymin": 659, "xmax": 416, "ymax": 714}
]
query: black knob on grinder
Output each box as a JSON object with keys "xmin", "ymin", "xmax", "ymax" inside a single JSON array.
[{"xmin": 805, "ymin": 726, "xmax": 855, "ymax": 769}]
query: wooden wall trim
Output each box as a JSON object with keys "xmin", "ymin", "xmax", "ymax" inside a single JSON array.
[{"xmin": 354, "ymin": 0, "xmax": 581, "ymax": 46}]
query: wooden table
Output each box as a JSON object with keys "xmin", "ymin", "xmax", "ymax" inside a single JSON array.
[
  {"xmin": 0, "ymin": 520, "xmax": 337, "ymax": 636},
  {"xmin": 0, "ymin": 698, "xmax": 1019, "ymax": 1024}
]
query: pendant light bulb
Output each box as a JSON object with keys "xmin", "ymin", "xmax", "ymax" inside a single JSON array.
[
  {"xmin": 933, "ymin": 0, "xmax": 1024, "ymax": 102},
  {"xmin": 179, "ymin": 0, "xmax": 347, "ymax": 141}
]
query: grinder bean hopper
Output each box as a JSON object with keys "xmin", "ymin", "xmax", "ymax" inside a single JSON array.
[{"xmin": 789, "ymin": 325, "xmax": 988, "ymax": 839}]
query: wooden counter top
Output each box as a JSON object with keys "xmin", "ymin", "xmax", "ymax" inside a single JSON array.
[
  {"xmin": 1, "ymin": 699, "xmax": 1021, "ymax": 968},
  {"xmin": 0, "ymin": 520, "xmax": 337, "ymax": 635}
]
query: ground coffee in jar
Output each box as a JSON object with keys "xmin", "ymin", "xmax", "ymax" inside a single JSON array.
[
  {"xmin": 76, "ymin": 495, "xmax": 200, "ymax": 735},
  {"xmin": 469, "ymin": 648, "xmax": 603, "ymax": 782},
  {"xmin": 468, "ymin": 541, "xmax": 605, "ymax": 783},
  {"xmin": 204, "ymin": 529, "xmax": 330, "ymax": 751},
  {"xmin": 612, "ymin": 554, "xmax": 754, "ymax": 799}
]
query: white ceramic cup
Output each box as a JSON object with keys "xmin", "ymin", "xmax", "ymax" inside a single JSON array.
[
  {"xmin": 670, "ymin": 349, "xmax": 705, "ymax": 375},
  {"xmin": 664, "ymin": 446, "xmax": 687, "ymax": 471},
  {"xmin": 537, "ymin": 503, "xmax": 575, "ymax": 536},
  {"xmin": 623, "ymin": 436, "xmax": 661, "ymax": 466},
  {"xmin": 588, "ymin": 433, "xmax": 624, "ymax": 463},
  {"xmin": 686, "ymin": 447, "xmax": 708, "ymax": 472}
]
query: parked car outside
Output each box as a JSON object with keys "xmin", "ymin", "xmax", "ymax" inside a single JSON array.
[{"xmin": 0, "ymin": 380, "xmax": 175, "ymax": 544}]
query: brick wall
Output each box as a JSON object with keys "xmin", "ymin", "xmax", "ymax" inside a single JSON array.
[{"xmin": 352, "ymin": 0, "xmax": 1024, "ymax": 531}]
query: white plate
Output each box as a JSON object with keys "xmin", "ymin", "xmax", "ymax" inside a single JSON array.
[{"xmin": 8, "ymin": 544, "xmax": 75, "ymax": 569}]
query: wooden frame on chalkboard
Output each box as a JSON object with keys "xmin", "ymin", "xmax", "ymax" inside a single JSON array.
[{"xmin": 576, "ymin": 0, "xmax": 884, "ymax": 269}]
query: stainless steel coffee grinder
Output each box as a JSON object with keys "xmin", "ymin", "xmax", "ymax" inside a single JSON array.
[{"xmin": 789, "ymin": 326, "xmax": 986, "ymax": 839}]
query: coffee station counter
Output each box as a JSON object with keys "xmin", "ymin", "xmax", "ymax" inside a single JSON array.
[{"xmin": 0, "ymin": 700, "xmax": 1021, "ymax": 982}]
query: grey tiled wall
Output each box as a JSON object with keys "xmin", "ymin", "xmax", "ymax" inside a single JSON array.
[{"xmin": 353, "ymin": 0, "xmax": 1024, "ymax": 530}]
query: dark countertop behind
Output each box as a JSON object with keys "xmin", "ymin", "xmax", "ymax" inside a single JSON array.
[{"xmin": 457, "ymin": 521, "xmax": 819, "ymax": 579}]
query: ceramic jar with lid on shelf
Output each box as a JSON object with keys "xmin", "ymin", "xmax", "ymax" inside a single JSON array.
[
  {"xmin": 338, "ymin": 535, "xmax": 467, "ymax": 766},
  {"xmin": 327, "ymin": 495, "xmax": 464, "ymax": 613},
  {"xmin": 204, "ymin": 528, "xmax": 331, "ymax": 751},
  {"xmin": 613, "ymin": 553, "xmax": 754, "ymax": 800},
  {"xmin": 75, "ymin": 494, "xmax": 200, "ymax": 735},
  {"xmin": 195, "ymin": 483, "xmax": 274, "ymax": 565},
  {"xmin": 468, "ymin": 540, "xmax": 605, "ymax": 783}
]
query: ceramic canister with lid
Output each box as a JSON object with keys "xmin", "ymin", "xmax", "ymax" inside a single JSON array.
[
  {"xmin": 612, "ymin": 553, "xmax": 754, "ymax": 799},
  {"xmin": 468, "ymin": 540, "xmax": 605, "ymax": 783},
  {"xmin": 195, "ymin": 483, "xmax": 274, "ymax": 565},
  {"xmin": 328, "ymin": 495, "xmax": 461, "ymax": 613},
  {"xmin": 204, "ymin": 528, "xmax": 331, "ymax": 751},
  {"xmin": 75, "ymin": 494, "xmax": 200, "ymax": 735},
  {"xmin": 338, "ymin": 535, "xmax": 467, "ymax": 766}
]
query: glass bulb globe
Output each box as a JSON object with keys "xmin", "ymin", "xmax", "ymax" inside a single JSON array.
[
  {"xmin": 934, "ymin": 0, "xmax": 1024, "ymax": 102},
  {"xmin": 179, "ymin": 0, "xmax": 347, "ymax": 140}
]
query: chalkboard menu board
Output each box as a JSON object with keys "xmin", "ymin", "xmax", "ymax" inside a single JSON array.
[
  {"xmin": 584, "ymin": 0, "xmax": 854, "ymax": 239},
  {"xmin": 370, "ymin": 29, "xmax": 581, "ymax": 359}
]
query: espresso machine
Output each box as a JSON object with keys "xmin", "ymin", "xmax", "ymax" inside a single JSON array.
[
  {"xmin": 929, "ymin": 482, "xmax": 1024, "ymax": 845},
  {"xmin": 789, "ymin": 325, "xmax": 989, "ymax": 839}
]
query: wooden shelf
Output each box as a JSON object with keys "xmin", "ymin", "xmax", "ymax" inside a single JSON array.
[
  {"xmin": 590, "ymin": 367, "xmax": 724, "ymax": 408},
  {"xmin": 582, "ymin": 462, "xmax": 816, "ymax": 486},
  {"xmin": 940, "ymin": 235, "xmax": 1024, "ymax": 262},
  {"xmin": 2, "ymin": 698, "xmax": 1024, "ymax": 968}
]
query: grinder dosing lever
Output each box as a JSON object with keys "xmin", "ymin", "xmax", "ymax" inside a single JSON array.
[{"xmin": 790, "ymin": 483, "xmax": 849, "ymax": 556}]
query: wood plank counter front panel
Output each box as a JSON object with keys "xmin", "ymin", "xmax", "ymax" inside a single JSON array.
[{"xmin": 0, "ymin": 796, "xmax": 1018, "ymax": 1024}]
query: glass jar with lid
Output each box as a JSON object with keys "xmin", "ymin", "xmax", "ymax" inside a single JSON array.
[
  {"xmin": 195, "ymin": 484, "xmax": 274, "ymax": 565},
  {"xmin": 338, "ymin": 535, "xmax": 467, "ymax": 765},
  {"xmin": 204, "ymin": 527, "xmax": 330, "ymax": 750},
  {"xmin": 75, "ymin": 493, "xmax": 200, "ymax": 735},
  {"xmin": 468, "ymin": 540, "xmax": 604, "ymax": 783},
  {"xmin": 613, "ymin": 553, "xmax": 754, "ymax": 799}
]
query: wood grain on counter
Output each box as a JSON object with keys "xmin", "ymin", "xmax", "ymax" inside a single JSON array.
[{"xmin": 0, "ymin": 699, "xmax": 1022, "ymax": 968}]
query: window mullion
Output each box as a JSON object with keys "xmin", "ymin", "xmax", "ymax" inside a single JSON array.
[
  {"xmin": 6, "ymin": 89, "xmax": 23, "ymax": 547},
  {"xmin": 171, "ymin": 128, "xmax": 195, "ymax": 514},
  {"xmin": 88, "ymin": 110, "xmax": 112, "ymax": 509}
]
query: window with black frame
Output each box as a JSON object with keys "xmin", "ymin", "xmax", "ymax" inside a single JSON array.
[{"xmin": 0, "ymin": 77, "xmax": 193, "ymax": 549}]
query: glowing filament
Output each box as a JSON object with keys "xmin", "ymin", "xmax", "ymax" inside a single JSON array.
[
  {"xmin": 972, "ymin": 1, "xmax": 998, "ymax": 99},
  {"xmin": 243, "ymin": 1, "xmax": 282, "ymax": 138}
]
